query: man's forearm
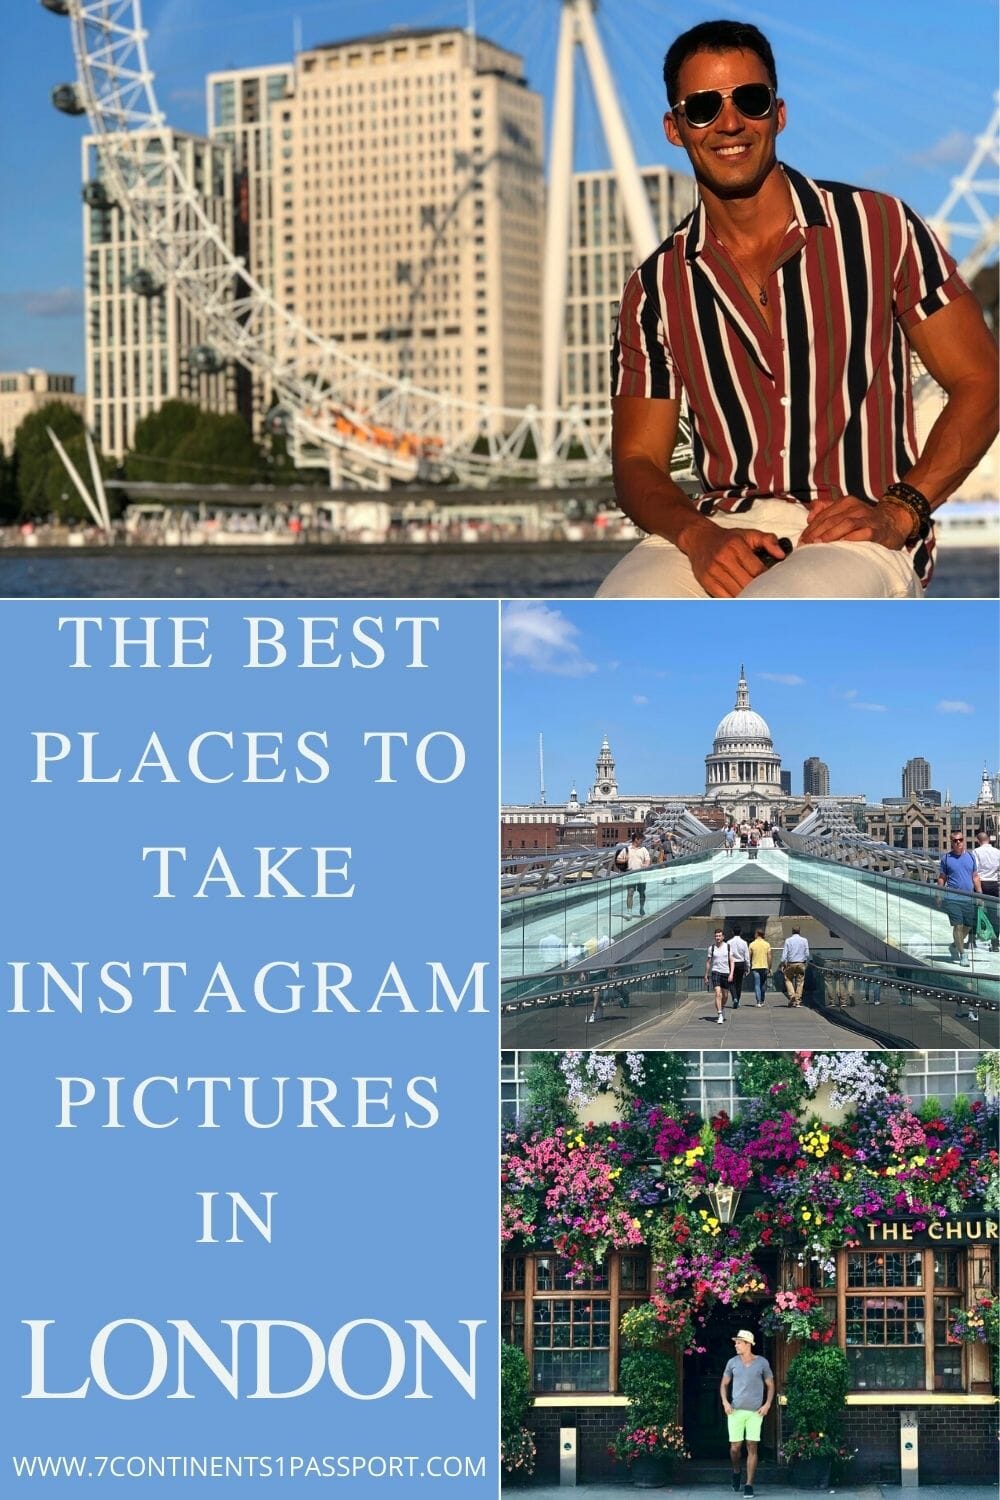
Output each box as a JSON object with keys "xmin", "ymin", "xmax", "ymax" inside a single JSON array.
[
  {"xmin": 612, "ymin": 455, "xmax": 713, "ymax": 552},
  {"xmin": 902, "ymin": 375, "xmax": 999, "ymax": 509}
]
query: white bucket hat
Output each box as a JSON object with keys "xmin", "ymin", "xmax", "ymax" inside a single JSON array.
[{"xmin": 733, "ymin": 1329, "xmax": 756, "ymax": 1344}]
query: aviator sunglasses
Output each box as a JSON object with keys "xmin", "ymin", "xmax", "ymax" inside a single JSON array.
[{"xmin": 673, "ymin": 83, "xmax": 776, "ymax": 129}]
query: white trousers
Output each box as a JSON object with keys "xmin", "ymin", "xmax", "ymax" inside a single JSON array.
[{"xmin": 595, "ymin": 501, "xmax": 921, "ymax": 599}]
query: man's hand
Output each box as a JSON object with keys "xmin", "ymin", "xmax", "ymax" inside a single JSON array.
[
  {"xmin": 757, "ymin": 1405, "xmax": 770, "ymax": 1417},
  {"xmin": 723, "ymin": 1401, "xmax": 734, "ymax": 1415},
  {"xmin": 798, "ymin": 496, "xmax": 911, "ymax": 549},
  {"xmin": 679, "ymin": 519, "xmax": 788, "ymax": 597}
]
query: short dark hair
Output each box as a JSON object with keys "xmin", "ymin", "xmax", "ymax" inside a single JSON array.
[{"xmin": 663, "ymin": 20, "xmax": 777, "ymax": 107}]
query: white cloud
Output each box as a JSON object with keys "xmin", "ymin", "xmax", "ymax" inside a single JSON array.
[
  {"xmin": 937, "ymin": 699, "xmax": 974, "ymax": 715},
  {"xmin": 633, "ymin": 694, "xmax": 649, "ymax": 705},
  {"xmin": 908, "ymin": 130, "xmax": 975, "ymax": 168},
  {"xmin": 0, "ymin": 288, "xmax": 83, "ymax": 319},
  {"xmin": 501, "ymin": 602, "xmax": 597, "ymax": 677},
  {"xmin": 850, "ymin": 701, "xmax": 888, "ymax": 713},
  {"xmin": 759, "ymin": 672, "xmax": 805, "ymax": 686}
]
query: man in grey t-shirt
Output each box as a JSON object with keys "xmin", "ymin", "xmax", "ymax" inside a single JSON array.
[{"xmin": 721, "ymin": 1330, "xmax": 774, "ymax": 1498}]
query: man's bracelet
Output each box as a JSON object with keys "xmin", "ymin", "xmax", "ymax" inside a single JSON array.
[{"xmin": 880, "ymin": 481, "xmax": 932, "ymax": 543}]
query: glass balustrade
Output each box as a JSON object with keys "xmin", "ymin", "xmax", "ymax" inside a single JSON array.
[{"xmin": 500, "ymin": 955, "xmax": 692, "ymax": 1047}]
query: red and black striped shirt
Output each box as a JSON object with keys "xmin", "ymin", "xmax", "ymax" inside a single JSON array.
[{"xmin": 611, "ymin": 164, "xmax": 969, "ymax": 586}]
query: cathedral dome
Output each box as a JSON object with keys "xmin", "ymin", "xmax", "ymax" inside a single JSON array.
[{"xmin": 712, "ymin": 669, "xmax": 773, "ymax": 749}]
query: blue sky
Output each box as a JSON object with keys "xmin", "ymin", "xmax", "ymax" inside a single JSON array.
[
  {"xmin": 1, "ymin": 0, "xmax": 997, "ymax": 382},
  {"xmin": 501, "ymin": 600, "xmax": 999, "ymax": 805}
]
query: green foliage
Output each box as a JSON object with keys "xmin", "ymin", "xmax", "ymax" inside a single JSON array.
[
  {"xmin": 951, "ymin": 1094, "xmax": 972, "ymax": 1122},
  {"xmin": 734, "ymin": 1052, "xmax": 809, "ymax": 1116},
  {"xmin": 500, "ymin": 1342, "xmax": 532, "ymax": 1439},
  {"xmin": 919, "ymin": 1095, "xmax": 943, "ymax": 1124},
  {"xmin": 13, "ymin": 402, "xmax": 114, "ymax": 521},
  {"xmin": 0, "ymin": 441, "xmax": 18, "ymax": 522},
  {"xmin": 785, "ymin": 1345, "xmax": 850, "ymax": 1444},
  {"xmin": 976, "ymin": 1053, "xmax": 1000, "ymax": 1102},
  {"xmin": 619, "ymin": 1348, "xmax": 678, "ymax": 1428},
  {"xmin": 618, "ymin": 1302, "xmax": 663, "ymax": 1349},
  {"xmin": 521, "ymin": 1053, "xmax": 570, "ymax": 1137},
  {"xmin": 125, "ymin": 400, "xmax": 261, "ymax": 484},
  {"xmin": 618, "ymin": 1051, "xmax": 688, "ymax": 1112}
]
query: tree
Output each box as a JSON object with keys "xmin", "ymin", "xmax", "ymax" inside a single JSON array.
[
  {"xmin": 13, "ymin": 402, "xmax": 113, "ymax": 522},
  {"xmin": 125, "ymin": 401, "xmax": 262, "ymax": 484},
  {"xmin": 0, "ymin": 441, "xmax": 18, "ymax": 522}
]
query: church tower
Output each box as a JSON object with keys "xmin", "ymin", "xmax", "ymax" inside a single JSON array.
[{"xmin": 590, "ymin": 736, "xmax": 619, "ymax": 802}]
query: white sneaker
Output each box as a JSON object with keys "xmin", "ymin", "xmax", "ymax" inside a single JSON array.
[
  {"xmin": 959, "ymin": 952, "xmax": 970, "ymax": 966},
  {"xmin": 716, "ymin": 1013, "xmax": 724, "ymax": 1024}
]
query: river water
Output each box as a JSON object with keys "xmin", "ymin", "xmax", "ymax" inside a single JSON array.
[{"xmin": 0, "ymin": 544, "xmax": 994, "ymax": 598}]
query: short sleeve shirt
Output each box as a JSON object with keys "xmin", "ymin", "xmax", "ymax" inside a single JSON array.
[
  {"xmin": 939, "ymin": 850, "xmax": 977, "ymax": 892},
  {"xmin": 749, "ymin": 937, "xmax": 771, "ymax": 969},
  {"xmin": 725, "ymin": 1354, "xmax": 773, "ymax": 1410},
  {"xmin": 611, "ymin": 164, "xmax": 969, "ymax": 588}
]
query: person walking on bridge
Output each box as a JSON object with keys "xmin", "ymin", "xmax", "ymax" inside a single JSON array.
[
  {"xmin": 749, "ymin": 928, "xmax": 772, "ymax": 1006},
  {"xmin": 779, "ymin": 926, "xmax": 810, "ymax": 1006},
  {"xmin": 625, "ymin": 831, "xmax": 652, "ymax": 919},
  {"xmin": 937, "ymin": 832, "xmax": 981, "ymax": 965},
  {"xmin": 706, "ymin": 928, "xmax": 735, "ymax": 1023}
]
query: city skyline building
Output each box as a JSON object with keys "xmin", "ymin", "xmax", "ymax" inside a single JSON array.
[
  {"xmin": 0, "ymin": 369, "xmax": 83, "ymax": 453},
  {"xmin": 82, "ymin": 129, "xmax": 237, "ymax": 460},
  {"xmin": 903, "ymin": 755, "xmax": 932, "ymax": 799},
  {"xmin": 272, "ymin": 27, "xmax": 545, "ymax": 431},
  {"xmin": 803, "ymin": 756, "xmax": 831, "ymax": 797},
  {"xmin": 563, "ymin": 163, "xmax": 696, "ymax": 429},
  {"xmin": 207, "ymin": 62, "xmax": 295, "ymax": 434}
]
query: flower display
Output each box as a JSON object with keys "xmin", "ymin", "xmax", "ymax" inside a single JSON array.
[
  {"xmin": 500, "ymin": 1427, "xmax": 536, "ymax": 1476},
  {"xmin": 800, "ymin": 1051, "xmax": 897, "ymax": 1109},
  {"xmin": 950, "ymin": 1296, "xmax": 999, "ymax": 1345},
  {"xmin": 760, "ymin": 1288, "xmax": 835, "ymax": 1344},
  {"xmin": 779, "ymin": 1431, "xmax": 856, "ymax": 1463},
  {"xmin": 608, "ymin": 1422, "xmax": 690, "ymax": 1464}
]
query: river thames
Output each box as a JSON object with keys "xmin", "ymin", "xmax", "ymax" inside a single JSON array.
[{"xmin": 0, "ymin": 544, "xmax": 994, "ymax": 598}]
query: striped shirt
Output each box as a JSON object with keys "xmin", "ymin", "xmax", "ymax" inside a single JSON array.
[{"xmin": 611, "ymin": 164, "xmax": 969, "ymax": 587}]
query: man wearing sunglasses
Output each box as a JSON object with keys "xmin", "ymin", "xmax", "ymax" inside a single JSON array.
[{"xmin": 600, "ymin": 20, "xmax": 998, "ymax": 598}]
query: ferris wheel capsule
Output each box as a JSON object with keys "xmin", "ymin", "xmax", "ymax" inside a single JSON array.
[
  {"xmin": 188, "ymin": 344, "xmax": 224, "ymax": 375},
  {"xmin": 82, "ymin": 181, "xmax": 114, "ymax": 210},
  {"xmin": 52, "ymin": 84, "xmax": 85, "ymax": 115},
  {"xmin": 264, "ymin": 406, "xmax": 291, "ymax": 437},
  {"xmin": 40, "ymin": 0, "xmax": 71, "ymax": 15},
  {"xmin": 126, "ymin": 269, "xmax": 160, "ymax": 298}
]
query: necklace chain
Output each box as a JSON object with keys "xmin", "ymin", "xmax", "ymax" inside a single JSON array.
[{"xmin": 715, "ymin": 217, "xmax": 797, "ymax": 308}]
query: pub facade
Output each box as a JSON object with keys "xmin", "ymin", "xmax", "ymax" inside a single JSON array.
[{"xmin": 501, "ymin": 1052, "xmax": 998, "ymax": 1485}]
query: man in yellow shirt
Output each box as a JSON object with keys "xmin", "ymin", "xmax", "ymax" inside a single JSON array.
[{"xmin": 748, "ymin": 929, "xmax": 771, "ymax": 1008}]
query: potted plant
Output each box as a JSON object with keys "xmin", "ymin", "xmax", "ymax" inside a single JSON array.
[
  {"xmin": 609, "ymin": 1336, "xmax": 684, "ymax": 1488},
  {"xmin": 608, "ymin": 1423, "xmax": 690, "ymax": 1488},
  {"xmin": 760, "ymin": 1288, "xmax": 835, "ymax": 1345},
  {"xmin": 783, "ymin": 1345, "xmax": 851, "ymax": 1489},
  {"xmin": 501, "ymin": 1343, "xmax": 535, "ymax": 1486}
]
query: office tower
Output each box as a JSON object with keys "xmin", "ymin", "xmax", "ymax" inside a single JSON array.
[
  {"xmin": 780, "ymin": 770, "xmax": 792, "ymax": 795},
  {"xmin": 902, "ymin": 757, "xmax": 932, "ymax": 800},
  {"xmin": 82, "ymin": 131, "xmax": 237, "ymax": 460},
  {"xmin": 0, "ymin": 371, "xmax": 84, "ymax": 453},
  {"xmin": 275, "ymin": 28, "xmax": 544, "ymax": 424},
  {"xmin": 565, "ymin": 165, "xmax": 696, "ymax": 431},
  {"xmin": 803, "ymin": 757, "xmax": 830, "ymax": 797},
  {"xmin": 207, "ymin": 63, "xmax": 294, "ymax": 432}
]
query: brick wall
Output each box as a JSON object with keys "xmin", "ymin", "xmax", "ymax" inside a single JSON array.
[
  {"xmin": 526, "ymin": 1407, "xmax": 628, "ymax": 1485},
  {"xmin": 838, "ymin": 1406, "xmax": 997, "ymax": 1484},
  {"xmin": 524, "ymin": 1404, "xmax": 998, "ymax": 1486}
]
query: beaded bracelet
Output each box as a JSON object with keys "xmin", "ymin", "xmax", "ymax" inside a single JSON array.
[{"xmin": 881, "ymin": 481, "xmax": 931, "ymax": 544}]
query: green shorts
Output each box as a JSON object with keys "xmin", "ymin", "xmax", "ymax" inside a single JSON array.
[{"xmin": 727, "ymin": 1409, "xmax": 763, "ymax": 1442}]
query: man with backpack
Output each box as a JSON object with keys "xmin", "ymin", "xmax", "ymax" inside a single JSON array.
[{"xmin": 705, "ymin": 928, "xmax": 735, "ymax": 1024}]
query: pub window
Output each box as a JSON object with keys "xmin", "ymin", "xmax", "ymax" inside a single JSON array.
[
  {"xmin": 501, "ymin": 1251, "xmax": 649, "ymax": 1394},
  {"xmin": 810, "ymin": 1247, "xmax": 968, "ymax": 1391}
]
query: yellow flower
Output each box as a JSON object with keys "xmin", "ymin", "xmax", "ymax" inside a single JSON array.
[
  {"xmin": 707, "ymin": 1217, "xmax": 719, "ymax": 1229},
  {"xmin": 885, "ymin": 1166, "xmax": 897, "ymax": 1177}
]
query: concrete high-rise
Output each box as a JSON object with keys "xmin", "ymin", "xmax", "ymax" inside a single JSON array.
[
  {"xmin": 274, "ymin": 28, "xmax": 544, "ymax": 426},
  {"xmin": 564, "ymin": 165, "xmax": 696, "ymax": 432},
  {"xmin": 903, "ymin": 757, "xmax": 932, "ymax": 800},
  {"xmin": 207, "ymin": 64, "xmax": 294, "ymax": 433},
  {"xmin": 83, "ymin": 130, "xmax": 237, "ymax": 460},
  {"xmin": 803, "ymin": 757, "xmax": 830, "ymax": 797},
  {"xmin": 0, "ymin": 371, "xmax": 84, "ymax": 453}
]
